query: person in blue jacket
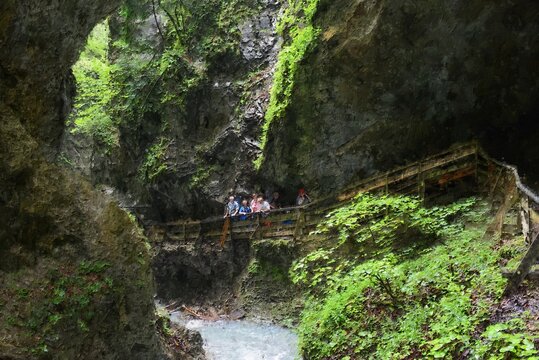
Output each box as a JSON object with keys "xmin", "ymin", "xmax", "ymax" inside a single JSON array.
[{"xmin": 238, "ymin": 199, "xmax": 252, "ymax": 221}]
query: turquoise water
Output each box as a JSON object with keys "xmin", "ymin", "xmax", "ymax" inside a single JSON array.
[{"xmin": 170, "ymin": 313, "xmax": 299, "ymax": 360}]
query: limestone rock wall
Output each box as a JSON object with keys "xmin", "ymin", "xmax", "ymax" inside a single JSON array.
[
  {"xmin": 0, "ymin": 1, "xmax": 172, "ymax": 358},
  {"xmin": 61, "ymin": 0, "xmax": 283, "ymax": 221},
  {"xmin": 261, "ymin": 0, "xmax": 539, "ymax": 195}
]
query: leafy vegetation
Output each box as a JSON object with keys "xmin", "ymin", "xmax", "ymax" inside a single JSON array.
[
  {"xmin": 68, "ymin": 0, "xmax": 259, "ymax": 183},
  {"xmin": 70, "ymin": 22, "xmax": 118, "ymax": 149},
  {"xmin": 138, "ymin": 137, "xmax": 172, "ymax": 182},
  {"xmin": 291, "ymin": 195, "xmax": 477, "ymax": 292},
  {"xmin": 254, "ymin": 0, "xmax": 321, "ymax": 169},
  {"xmin": 291, "ymin": 194, "xmax": 538, "ymax": 359},
  {"xmin": 112, "ymin": 0, "xmax": 257, "ymax": 125},
  {"xmin": 189, "ymin": 164, "xmax": 217, "ymax": 190},
  {"xmin": 474, "ymin": 318, "xmax": 538, "ymax": 359}
]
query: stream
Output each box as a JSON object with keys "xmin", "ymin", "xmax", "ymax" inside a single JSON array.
[{"xmin": 170, "ymin": 312, "xmax": 300, "ymax": 360}]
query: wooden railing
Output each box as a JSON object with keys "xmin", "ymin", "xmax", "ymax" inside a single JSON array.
[
  {"xmin": 478, "ymin": 152, "xmax": 539, "ymax": 293},
  {"xmin": 149, "ymin": 142, "xmax": 481, "ymax": 243},
  {"xmin": 146, "ymin": 141, "xmax": 539, "ymax": 290}
]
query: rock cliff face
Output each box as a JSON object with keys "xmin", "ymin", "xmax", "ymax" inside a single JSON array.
[
  {"xmin": 62, "ymin": 0, "xmax": 538, "ymax": 222},
  {"xmin": 0, "ymin": 0, "xmax": 118, "ymax": 152},
  {"xmin": 262, "ymin": 0, "xmax": 539, "ymax": 195},
  {"xmin": 61, "ymin": 0, "xmax": 283, "ymax": 221},
  {"xmin": 0, "ymin": 1, "xmax": 173, "ymax": 358}
]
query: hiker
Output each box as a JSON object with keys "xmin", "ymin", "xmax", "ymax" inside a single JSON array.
[
  {"xmin": 270, "ymin": 191, "xmax": 282, "ymax": 209},
  {"xmin": 258, "ymin": 196, "xmax": 271, "ymax": 216},
  {"xmin": 224, "ymin": 195, "xmax": 239, "ymax": 218},
  {"xmin": 296, "ymin": 188, "xmax": 311, "ymax": 206},
  {"xmin": 250, "ymin": 193, "xmax": 261, "ymax": 213},
  {"xmin": 238, "ymin": 199, "xmax": 252, "ymax": 221}
]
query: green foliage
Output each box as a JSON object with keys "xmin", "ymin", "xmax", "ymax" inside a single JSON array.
[
  {"xmin": 78, "ymin": 259, "xmax": 111, "ymax": 274},
  {"xmin": 474, "ymin": 318, "xmax": 539, "ymax": 359},
  {"xmin": 189, "ymin": 164, "xmax": 216, "ymax": 189},
  {"xmin": 291, "ymin": 195, "xmax": 476, "ymax": 293},
  {"xmin": 30, "ymin": 342, "xmax": 49, "ymax": 356},
  {"xmin": 292, "ymin": 195, "xmax": 537, "ymax": 359},
  {"xmin": 315, "ymin": 194, "xmax": 475, "ymax": 247},
  {"xmin": 70, "ymin": 21, "xmax": 119, "ymax": 148},
  {"xmin": 255, "ymin": 0, "xmax": 321, "ymax": 169},
  {"xmin": 138, "ymin": 137, "xmax": 172, "ymax": 182},
  {"xmin": 112, "ymin": 0, "xmax": 256, "ymax": 124},
  {"xmin": 104, "ymin": 0, "xmax": 260, "ymax": 185}
]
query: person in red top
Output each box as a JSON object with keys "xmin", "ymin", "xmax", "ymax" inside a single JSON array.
[{"xmin": 296, "ymin": 188, "xmax": 311, "ymax": 206}]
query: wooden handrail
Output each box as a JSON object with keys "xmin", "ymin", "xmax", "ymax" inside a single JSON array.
[
  {"xmin": 478, "ymin": 150, "xmax": 539, "ymax": 205},
  {"xmin": 148, "ymin": 141, "xmax": 539, "ymax": 293},
  {"xmin": 156, "ymin": 141, "xmax": 481, "ymax": 230}
]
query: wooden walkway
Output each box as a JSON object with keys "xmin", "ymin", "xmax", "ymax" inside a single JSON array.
[
  {"xmin": 150, "ymin": 142, "xmax": 481, "ymax": 242},
  {"xmin": 148, "ymin": 141, "xmax": 539, "ymax": 292}
]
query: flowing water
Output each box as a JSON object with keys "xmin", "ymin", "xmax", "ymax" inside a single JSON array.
[{"xmin": 170, "ymin": 312, "xmax": 300, "ymax": 360}]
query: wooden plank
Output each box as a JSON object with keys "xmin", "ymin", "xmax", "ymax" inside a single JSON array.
[{"xmin": 259, "ymin": 229, "xmax": 295, "ymax": 238}]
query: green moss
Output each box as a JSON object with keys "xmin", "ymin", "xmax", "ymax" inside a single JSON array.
[
  {"xmin": 250, "ymin": 239, "xmax": 296, "ymax": 283},
  {"xmin": 254, "ymin": 0, "xmax": 321, "ymax": 169},
  {"xmin": 248, "ymin": 259, "xmax": 261, "ymax": 275},
  {"xmin": 2, "ymin": 260, "xmax": 115, "ymax": 354},
  {"xmin": 188, "ymin": 164, "xmax": 214, "ymax": 189}
]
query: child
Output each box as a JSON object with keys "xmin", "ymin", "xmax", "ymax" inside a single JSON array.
[{"xmin": 238, "ymin": 199, "xmax": 252, "ymax": 221}]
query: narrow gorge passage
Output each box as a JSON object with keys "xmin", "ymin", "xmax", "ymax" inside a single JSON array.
[{"xmin": 1, "ymin": 0, "xmax": 539, "ymax": 359}]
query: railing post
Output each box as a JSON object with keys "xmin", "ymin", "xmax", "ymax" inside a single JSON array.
[
  {"xmin": 183, "ymin": 222, "xmax": 186, "ymax": 242},
  {"xmin": 490, "ymin": 168, "xmax": 503, "ymax": 197},
  {"xmin": 293, "ymin": 209, "xmax": 305, "ymax": 239},
  {"xmin": 505, "ymin": 232, "xmax": 539, "ymax": 295},
  {"xmin": 474, "ymin": 142, "xmax": 479, "ymax": 186},
  {"xmin": 417, "ymin": 161, "xmax": 425, "ymax": 203}
]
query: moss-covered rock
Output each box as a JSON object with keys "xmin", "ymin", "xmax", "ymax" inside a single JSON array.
[
  {"xmin": 0, "ymin": 1, "xmax": 177, "ymax": 358},
  {"xmin": 62, "ymin": 0, "xmax": 284, "ymax": 221}
]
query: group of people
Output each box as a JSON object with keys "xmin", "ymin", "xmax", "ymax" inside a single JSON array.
[{"xmin": 223, "ymin": 189, "xmax": 312, "ymax": 220}]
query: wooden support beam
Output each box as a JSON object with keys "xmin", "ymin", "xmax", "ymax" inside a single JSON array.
[{"xmin": 505, "ymin": 232, "xmax": 539, "ymax": 294}]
